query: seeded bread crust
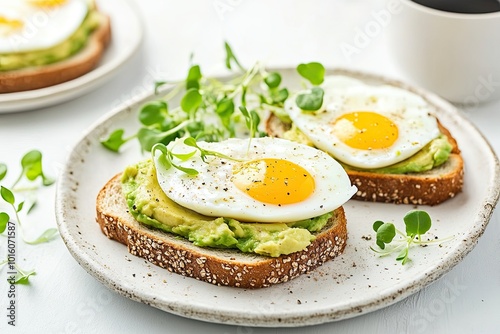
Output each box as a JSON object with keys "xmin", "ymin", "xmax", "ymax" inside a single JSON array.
[
  {"xmin": 96, "ymin": 174, "xmax": 348, "ymax": 289},
  {"xmin": 0, "ymin": 13, "xmax": 111, "ymax": 93},
  {"xmin": 266, "ymin": 114, "xmax": 464, "ymax": 205}
]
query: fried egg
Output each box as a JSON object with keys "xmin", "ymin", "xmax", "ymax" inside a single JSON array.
[
  {"xmin": 153, "ymin": 137, "xmax": 357, "ymax": 223},
  {"xmin": 286, "ymin": 75, "xmax": 441, "ymax": 169},
  {"xmin": 0, "ymin": 0, "xmax": 87, "ymax": 53}
]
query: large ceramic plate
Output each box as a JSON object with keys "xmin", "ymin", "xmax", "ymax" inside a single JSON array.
[
  {"xmin": 55, "ymin": 68, "xmax": 500, "ymax": 327},
  {"xmin": 0, "ymin": 0, "xmax": 142, "ymax": 113}
]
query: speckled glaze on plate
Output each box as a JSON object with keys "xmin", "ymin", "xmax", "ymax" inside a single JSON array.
[{"xmin": 55, "ymin": 68, "xmax": 500, "ymax": 327}]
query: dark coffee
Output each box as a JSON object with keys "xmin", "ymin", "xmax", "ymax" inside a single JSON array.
[{"xmin": 411, "ymin": 0, "xmax": 500, "ymax": 14}]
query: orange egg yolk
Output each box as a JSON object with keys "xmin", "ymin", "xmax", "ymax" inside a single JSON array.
[
  {"xmin": 232, "ymin": 158, "xmax": 315, "ymax": 205},
  {"xmin": 332, "ymin": 111, "xmax": 398, "ymax": 150}
]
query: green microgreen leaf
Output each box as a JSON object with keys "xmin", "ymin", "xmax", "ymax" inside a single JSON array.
[
  {"xmin": 374, "ymin": 222, "xmax": 396, "ymax": 250},
  {"xmin": 14, "ymin": 267, "xmax": 36, "ymax": 285},
  {"xmin": 41, "ymin": 176, "xmax": 54, "ymax": 186},
  {"xmin": 0, "ymin": 212, "xmax": 9, "ymax": 234},
  {"xmin": 238, "ymin": 105, "xmax": 260, "ymax": 139},
  {"xmin": 250, "ymin": 110, "xmax": 261, "ymax": 138},
  {"xmin": 183, "ymin": 137, "xmax": 198, "ymax": 147},
  {"xmin": 17, "ymin": 150, "xmax": 54, "ymax": 186},
  {"xmin": 295, "ymin": 87, "xmax": 324, "ymax": 111},
  {"xmin": 396, "ymin": 247, "xmax": 410, "ymax": 264},
  {"xmin": 171, "ymin": 150, "xmax": 197, "ymax": 161},
  {"xmin": 180, "ymin": 88, "xmax": 202, "ymax": 115},
  {"xmin": 151, "ymin": 143, "xmax": 171, "ymax": 169},
  {"xmin": 1, "ymin": 186, "xmax": 15, "ymax": 205},
  {"xmin": 297, "ymin": 62, "xmax": 325, "ymax": 85},
  {"xmin": 264, "ymin": 72, "xmax": 281, "ymax": 89},
  {"xmin": 154, "ymin": 81, "xmax": 167, "ymax": 95},
  {"xmin": 26, "ymin": 201, "xmax": 36, "ymax": 214},
  {"xmin": 101, "ymin": 131, "xmax": 125, "ymax": 151},
  {"xmin": 21, "ymin": 150, "xmax": 43, "ymax": 181},
  {"xmin": 158, "ymin": 154, "xmax": 172, "ymax": 170},
  {"xmin": 139, "ymin": 101, "xmax": 167, "ymax": 126},
  {"xmin": 101, "ymin": 129, "xmax": 128, "ymax": 152},
  {"xmin": 271, "ymin": 88, "xmax": 289, "ymax": 104},
  {"xmin": 172, "ymin": 163, "xmax": 199, "ymax": 175},
  {"xmin": 239, "ymin": 104, "xmax": 249, "ymax": 119},
  {"xmin": 25, "ymin": 228, "xmax": 59, "ymax": 245},
  {"xmin": 373, "ymin": 220, "xmax": 384, "ymax": 232},
  {"xmin": 16, "ymin": 201, "xmax": 24, "ymax": 213},
  {"xmin": 0, "ymin": 163, "xmax": 7, "ymax": 181},
  {"xmin": 224, "ymin": 41, "xmax": 244, "ymax": 71},
  {"xmin": 186, "ymin": 65, "xmax": 202, "ymax": 90},
  {"xmin": 215, "ymin": 98, "xmax": 235, "ymax": 132},
  {"xmin": 240, "ymin": 85, "xmax": 248, "ymax": 107},
  {"xmin": 404, "ymin": 210, "xmax": 432, "ymax": 237}
]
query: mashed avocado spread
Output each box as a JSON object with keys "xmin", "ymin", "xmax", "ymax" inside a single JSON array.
[
  {"xmin": 0, "ymin": 6, "xmax": 101, "ymax": 71},
  {"xmin": 121, "ymin": 160, "xmax": 332, "ymax": 257},
  {"xmin": 283, "ymin": 124, "xmax": 452, "ymax": 174}
]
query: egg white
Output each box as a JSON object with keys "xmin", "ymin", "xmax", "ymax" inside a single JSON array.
[
  {"xmin": 0, "ymin": 0, "xmax": 88, "ymax": 53},
  {"xmin": 153, "ymin": 137, "xmax": 356, "ymax": 223},
  {"xmin": 286, "ymin": 75, "xmax": 441, "ymax": 169}
]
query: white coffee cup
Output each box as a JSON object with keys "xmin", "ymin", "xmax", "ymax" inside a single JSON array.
[{"xmin": 387, "ymin": 0, "xmax": 500, "ymax": 105}]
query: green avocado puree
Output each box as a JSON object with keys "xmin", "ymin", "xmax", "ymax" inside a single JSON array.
[
  {"xmin": 121, "ymin": 160, "xmax": 332, "ymax": 257},
  {"xmin": 0, "ymin": 7, "xmax": 101, "ymax": 71},
  {"xmin": 343, "ymin": 135, "xmax": 452, "ymax": 174}
]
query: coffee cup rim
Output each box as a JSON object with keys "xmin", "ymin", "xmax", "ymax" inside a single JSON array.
[{"xmin": 401, "ymin": 0, "xmax": 500, "ymax": 19}]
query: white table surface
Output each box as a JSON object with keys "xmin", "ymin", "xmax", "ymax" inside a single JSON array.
[{"xmin": 1, "ymin": 0, "xmax": 500, "ymax": 333}]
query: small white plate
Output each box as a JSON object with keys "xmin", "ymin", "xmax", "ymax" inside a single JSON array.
[
  {"xmin": 55, "ymin": 68, "xmax": 500, "ymax": 327},
  {"xmin": 0, "ymin": 0, "xmax": 142, "ymax": 113}
]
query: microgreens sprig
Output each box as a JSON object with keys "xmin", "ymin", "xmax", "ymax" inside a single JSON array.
[
  {"xmin": 13, "ymin": 264, "xmax": 36, "ymax": 285},
  {"xmin": 183, "ymin": 137, "xmax": 244, "ymax": 163},
  {"xmin": 370, "ymin": 210, "xmax": 452, "ymax": 265},
  {"xmin": 224, "ymin": 41, "xmax": 245, "ymax": 72},
  {"xmin": 152, "ymin": 137, "xmax": 245, "ymax": 176},
  {"xmin": 0, "ymin": 150, "xmax": 58, "ymax": 245},
  {"xmin": 0, "ymin": 260, "xmax": 36, "ymax": 284},
  {"xmin": 100, "ymin": 42, "xmax": 287, "ymax": 154},
  {"xmin": 151, "ymin": 142, "xmax": 198, "ymax": 175}
]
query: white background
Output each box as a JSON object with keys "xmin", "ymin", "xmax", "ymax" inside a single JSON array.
[{"xmin": 1, "ymin": 0, "xmax": 500, "ymax": 333}]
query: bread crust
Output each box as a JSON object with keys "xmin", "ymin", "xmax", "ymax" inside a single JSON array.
[
  {"xmin": 266, "ymin": 113, "xmax": 464, "ymax": 205},
  {"xmin": 96, "ymin": 174, "xmax": 348, "ymax": 289},
  {"xmin": 0, "ymin": 14, "xmax": 111, "ymax": 93}
]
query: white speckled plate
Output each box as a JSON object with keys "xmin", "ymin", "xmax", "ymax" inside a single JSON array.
[
  {"xmin": 55, "ymin": 68, "xmax": 500, "ymax": 327},
  {"xmin": 0, "ymin": 0, "xmax": 142, "ymax": 113}
]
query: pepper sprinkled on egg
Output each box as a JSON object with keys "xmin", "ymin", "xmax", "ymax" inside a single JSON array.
[{"xmin": 153, "ymin": 137, "xmax": 357, "ymax": 223}]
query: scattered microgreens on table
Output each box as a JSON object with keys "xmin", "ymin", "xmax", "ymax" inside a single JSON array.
[
  {"xmin": 0, "ymin": 150, "xmax": 58, "ymax": 284},
  {"xmin": 100, "ymin": 41, "xmax": 327, "ymax": 156},
  {"xmin": 371, "ymin": 210, "xmax": 453, "ymax": 265}
]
